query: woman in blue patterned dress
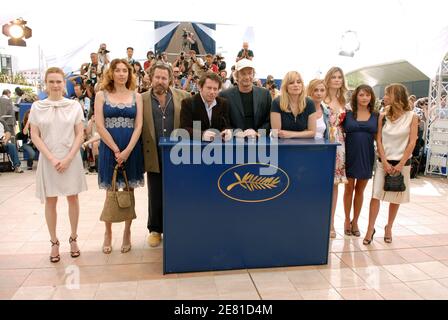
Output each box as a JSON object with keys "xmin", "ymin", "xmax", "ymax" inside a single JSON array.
[{"xmin": 95, "ymin": 59, "xmax": 144, "ymax": 254}]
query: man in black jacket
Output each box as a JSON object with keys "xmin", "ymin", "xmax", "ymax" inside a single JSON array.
[
  {"xmin": 181, "ymin": 72, "xmax": 231, "ymax": 141},
  {"xmin": 218, "ymin": 59, "xmax": 271, "ymax": 138}
]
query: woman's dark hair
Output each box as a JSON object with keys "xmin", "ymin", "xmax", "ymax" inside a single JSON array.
[{"xmin": 351, "ymin": 84, "xmax": 376, "ymax": 119}]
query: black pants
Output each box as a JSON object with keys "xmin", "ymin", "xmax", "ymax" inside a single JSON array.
[{"xmin": 147, "ymin": 172, "xmax": 163, "ymax": 233}]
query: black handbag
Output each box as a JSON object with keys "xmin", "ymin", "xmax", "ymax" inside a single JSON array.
[
  {"xmin": 0, "ymin": 160, "xmax": 13, "ymax": 172},
  {"xmin": 384, "ymin": 173, "xmax": 406, "ymax": 192}
]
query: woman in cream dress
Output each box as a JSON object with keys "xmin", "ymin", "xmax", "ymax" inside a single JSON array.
[
  {"xmin": 363, "ymin": 83, "xmax": 418, "ymax": 245},
  {"xmin": 29, "ymin": 67, "xmax": 87, "ymax": 263}
]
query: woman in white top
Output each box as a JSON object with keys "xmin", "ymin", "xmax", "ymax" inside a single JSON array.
[
  {"xmin": 29, "ymin": 67, "xmax": 87, "ymax": 263},
  {"xmin": 363, "ymin": 83, "xmax": 418, "ymax": 245},
  {"xmin": 307, "ymin": 79, "xmax": 329, "ymax": 140}
]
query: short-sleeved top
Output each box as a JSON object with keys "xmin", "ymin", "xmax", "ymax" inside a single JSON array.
[
  {"xmin": 344, "ymin": 111, "xmax": 378, "ymax": 179},
  {"xmin": 29, "ymin": 98, "xmax": 84, "ymax": 156},
  {"xmin": 28, "ymin": 98, "xmax": 87, "ymax": 202},
  {"xmin": 271, "ymin": 97, "xmax": 316, "ymax": 131}
]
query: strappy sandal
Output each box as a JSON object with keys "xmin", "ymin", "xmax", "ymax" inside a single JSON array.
[
  {"xmin": 121, "ymin": 244, "xmax": 132, "ymax": 253},
  {"xmin": 50, "ymin": 239, "xmax": 60, "ymax": 263},
  {"xmin": 121, "ymin": 231, "xmax": 132, "ymax": 253},
  {"xmin": 363, "ymin": 229, "xmax": 376, "ymax": 245},
  {"xmin": 103, "ymin": 233, "xmax": 112, "ymax": 254},
  {"xmin": 351, "ymin": 222, "xmax": 361, "ymax": 237},
  {"xmin": 69, "ymin": 235, "xmax": 81, "ymax": 258},
  {"xmin": 344, "ymin": 222, "xmax": 352, "ymax": 236},
  {"xmin": 384, "ymin": 225, "xmax": 393, "ymax": 243}
]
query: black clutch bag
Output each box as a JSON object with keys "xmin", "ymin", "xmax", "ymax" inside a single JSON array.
[{"xmin": 384, "ymin": 173, "xmax": 406, "ymax": 192}]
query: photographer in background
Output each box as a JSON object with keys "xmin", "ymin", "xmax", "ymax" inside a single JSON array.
[
  {"xmin": 97, "ymin": 43, "xmax": 110, "ymax": 76},
  {"xmin": 134, "ymin": 62, "xmax": 147, "ymax": 93},
  {"xmin": 254, "ymin": 78, "xmax": 263, "ymax": 87},
  {"xmin": 216, "ymin": 54, "xmax": 226, "ymax": 72},
  {"xmin": 187, "ymin": 32, "xmax": 199, "ymax": 54},
  {"xmin": 144, "ymin": 50, "xmax": 155, "ymax": 71},
  {"xmin": 160, "ymin": 52, "xmax": 171, "ymax": 66},
  {"xmin": 204, "ymin": 54, "xmax": 219, "ymax": 73},
  {"xmin": 220, "ymin": 70, "xmax": 232, "ymax": 91},
  {"xmin": 188, "ymin": 50, "xmax": 205, "ymax": 78},
  {"xmin": 72, "ymin": 84, "xmax": 90, "ymax": 118},
  {"xmin": 264, "ymin": 75, "xmax": 275, "ymax": 90},
  {"xmin": 269, "ymin": 82, "xmax": 280, "ymax": 100},
  {"xmin": 236, "ymin": 42, "xmax": 254, "ymax": 62},
  {"xmin": 84, "ymin": 53, "xmax": 100, "ymax": 117},
  {"xmin": 173, "ymin": 51, "xmax": 190, "ymax": 77},
  {"xmin": 126, "ymin": 47, "xmax": 136, "ymax": 65},
  {"xmin": 182, "ymin": 28, "xmax": 191, "ymax": 52},
  {"xmin": 172, "ymin": 67, "xmax": 183, "ymax": 90},
  {"xmin": 182, "ymin": 72, "xmax": 200, "ymax": 95}
]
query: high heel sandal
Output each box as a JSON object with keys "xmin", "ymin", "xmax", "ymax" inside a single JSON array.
[
  {"xmin": 344, "ymin": 222, "xmax": 352, "ymax": 236},
  {"xmin": 103, "ymin": 234, "xmax": 112, "ymax": 254},
  {"xmin": 363, "ymin": 229, "xmax": 376, "ymax": 245},
  {"xmin": 121, "ymin": 232, "xmax": 132, "ymax": 253},
  {"xmin": 384, "ymin": 225, "xmax": 393, "ymax": 243},
  {"xmin": 351, "ymin": 221, "xmax": 361, "ymax": 237},
  {"xmin": 69, "ymin": 235, "xmax": 81, "ymax": 258},
  {"xmin": 121, "ymin": 244, "xmax": 132, "ymax": 254},
  {"xmin": 49, "ymin": 239, "xmax": 60, "ymax": 263}
]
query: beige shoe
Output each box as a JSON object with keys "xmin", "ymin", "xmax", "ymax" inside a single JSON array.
[
  {"xmin": 330, "ymin": 230, "xmax": 337, "ymax": 239},
  {"xmin": 148, "ymin": 232, "xmax": 162, "ymax": 247}
]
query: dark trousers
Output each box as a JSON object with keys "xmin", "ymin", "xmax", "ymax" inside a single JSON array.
[{"xmin": 147, "ymin": 172, "xmax": 163, "ymax": 233}]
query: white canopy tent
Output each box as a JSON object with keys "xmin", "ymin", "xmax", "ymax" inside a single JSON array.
[{"xmin": 1, "ymin": 0, "xmax": 447, "ymax": 82}]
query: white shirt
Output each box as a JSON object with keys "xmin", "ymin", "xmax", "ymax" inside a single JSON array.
[
  {"xmin": 200, "ymin": 94, "xmax": 217, "ymax": 125},
  {"xmin": 315, "ymin": 115, "xmax": 326, "ymax": 139},
  {"xmin": 382, "ymin": 111, "xmax": 414, "ymax": 160}
]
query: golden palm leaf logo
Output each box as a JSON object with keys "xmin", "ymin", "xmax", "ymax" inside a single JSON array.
[{"xmin": 226, "ymin": 172, "xmax": 280, "ymax": 192}]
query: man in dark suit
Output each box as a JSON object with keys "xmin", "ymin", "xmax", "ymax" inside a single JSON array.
[
  {"xmin": 180, "ymin": 72, "xmax": 232, "ymax": 141},
  {"xmin": 219, "ymin": 59, "xmax": 271, "ymax": 138}
]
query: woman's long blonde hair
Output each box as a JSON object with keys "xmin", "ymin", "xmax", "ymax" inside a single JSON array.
[
  {"xmin": 384, "ymin": 83, "xmax": 411, "ymax": 120},
  {"xmin": 324, "ymin": 67, "xmax": 347, "ymax": 106},
  {"xmin": 279, "ymin": 71, "xmax": 306, "ymax": 114}
]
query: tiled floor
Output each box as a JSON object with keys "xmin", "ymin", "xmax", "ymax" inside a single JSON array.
[{"xmin": 1, "ymin": 169, "xmax": 448, "ymax": 300}]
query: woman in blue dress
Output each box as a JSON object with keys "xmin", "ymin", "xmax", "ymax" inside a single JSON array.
[
  {"xmin": 95, "ymin": 59, "xmax": 144, "ymax": 254},
  {"xmin": 343, "ymin": 85, "xmax": 378, "ymax": 237}
]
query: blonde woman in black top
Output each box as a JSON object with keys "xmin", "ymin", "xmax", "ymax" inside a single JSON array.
[{"xmin": 271, "ymin": 71, "xmax": 316, "ymax": 138}]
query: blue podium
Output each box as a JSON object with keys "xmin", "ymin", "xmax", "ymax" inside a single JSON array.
[{"xmin": 159, "ymin": 137, "xmax": 338, "ymax": 274}]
